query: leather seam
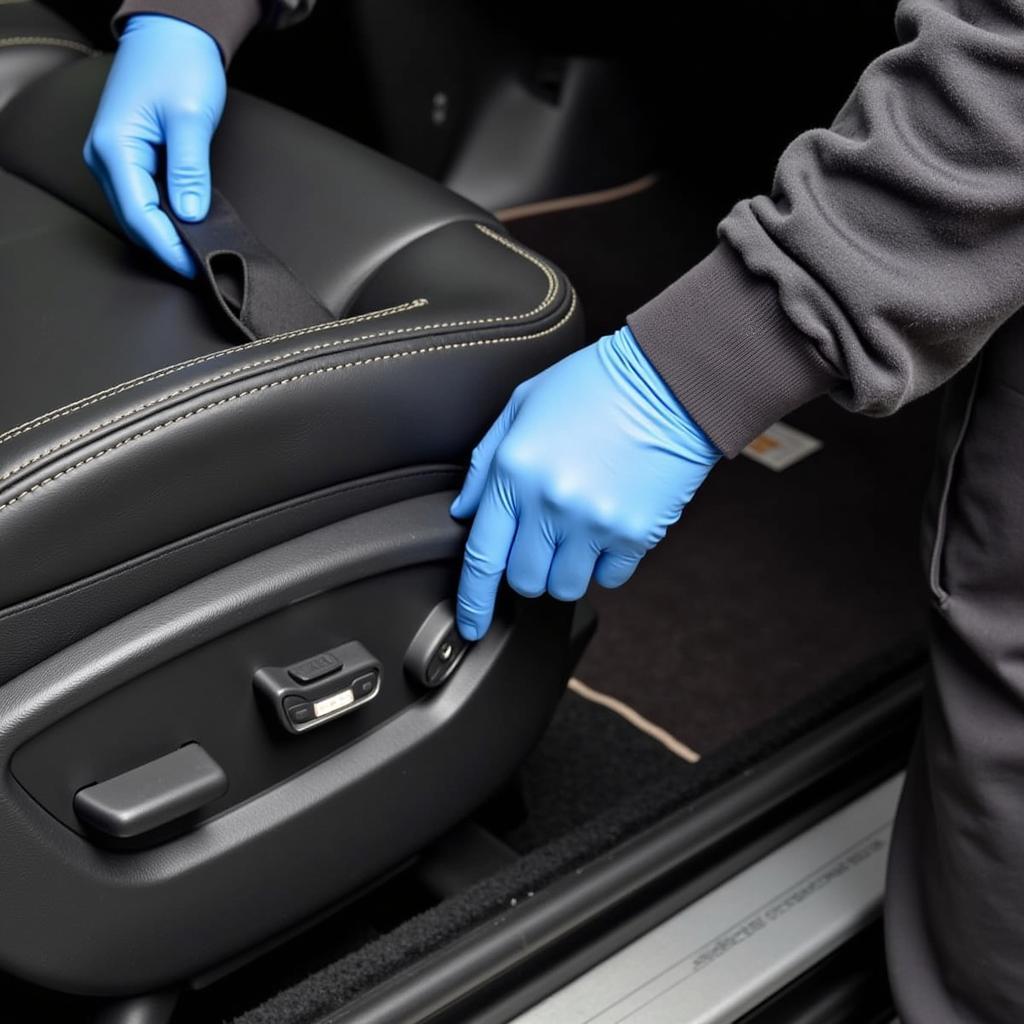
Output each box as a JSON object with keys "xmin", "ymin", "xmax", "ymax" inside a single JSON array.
[
  {"xmin": 0, "ymin": 301, "xmax": 434, "ymax": 484},
  {"xmin": 0, "ymin": 289, "xmax": 576, "ymax": 515},
  {"xmin": 0, "ymin": 298, "xmax": 430, "ymax": 449},
  {"xmin": 0, "ymin": 36, "xmax": 94, "ymax": 55},
  {"xmin": 0, "ymin": 224, "xmax": 558, "ymax": 473},
  {"xmin": 0, "ymin": 467, "xmax": 460, "ymax": 622}
]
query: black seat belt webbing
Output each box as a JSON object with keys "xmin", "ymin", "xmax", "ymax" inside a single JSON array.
[{"xmin": 165, "ymin": 188, "xmax": 335, "ymax": 342}]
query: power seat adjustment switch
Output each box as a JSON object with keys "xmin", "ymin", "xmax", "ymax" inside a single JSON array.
[
  {"xmin": 405, "ymin": 601, "xmax": 471, "ymax": 689},
  {"xmin": 254, "ymin": 640, "xmax": 381, "ymax": 734}
]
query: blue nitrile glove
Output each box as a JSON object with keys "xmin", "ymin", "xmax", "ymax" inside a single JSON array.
[
  {"xmin": 450, "ymin": 325, "xmax": 721, "ymax": 640},
  {"xmin": 84, "ymin": 15, "xmax": 227, "ymax": 277}
]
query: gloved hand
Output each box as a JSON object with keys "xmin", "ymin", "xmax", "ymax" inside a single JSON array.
[
  {"xmin": 451, "ymin": 324, "xmax": 721, "ymax": 640},
  {"xmin": 84, "ymin": 14, "xmax": 227, "ymax": 277}
]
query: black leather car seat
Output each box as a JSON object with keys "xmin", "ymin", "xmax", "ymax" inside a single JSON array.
[{"xmin": 0, "ymin": 4, "xmax": 583, "ymax": 999}]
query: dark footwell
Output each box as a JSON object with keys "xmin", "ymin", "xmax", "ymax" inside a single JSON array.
[{"xmin": 575, "ymin": 393, "xmax": 938, "ymax": 755}]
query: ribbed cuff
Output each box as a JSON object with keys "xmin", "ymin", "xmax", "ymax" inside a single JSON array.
[
  {"xmin": 113, "ymin": 0, "xmax": 263, "ymax": 64},
  {"xmin": 627, "ymin": 242, "xmax": 839, "ymax": 458}
]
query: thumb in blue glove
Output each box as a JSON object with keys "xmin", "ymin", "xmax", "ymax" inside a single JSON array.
[
  {"xmin": 84, "ymin": 14, "xmax": 227, "ymax": 277},
  {"xmin": 450, "ymin": 325, "xmax": 721, "ymax": 641}
]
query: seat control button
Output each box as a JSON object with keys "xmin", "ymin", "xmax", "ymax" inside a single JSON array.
[
  {"xmin": 426, "ymin": 631, "xmax": 467, "ymax": 686},
  {"xmin": 353, "ymin": 671, "xmax": 378, "ymax": 699},
  {"xmin": 405, "ymin": 602, "xmax": 472, "ymax": 689},
  {"xmin": 288, "ymin": 651, "xmax": 342, "ymax": 684},
  {"xmin": 283, "ymin": 696, "xmax": 315, "ymax": 725},
  {"xmin": 313, "ymin": 689, "xmax": 355, "ymax": 718},
  {"xmin": 253, "ymin": 640, "xmax": 381, "ymax": 734}
]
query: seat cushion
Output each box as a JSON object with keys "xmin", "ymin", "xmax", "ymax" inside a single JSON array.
[{"xmin": 0, "ymin": 19, "xmax": 582, "ymax": 680}]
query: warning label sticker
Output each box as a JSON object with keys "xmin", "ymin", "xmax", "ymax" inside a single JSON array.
[{"xmin": 742, "ymin": 421, "xmax": 823, "ymax": 471}]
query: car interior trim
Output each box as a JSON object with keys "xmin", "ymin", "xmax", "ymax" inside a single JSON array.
[{"xmin": 509, "ymin": 774, "xmax": 902, "ymax": 1024}]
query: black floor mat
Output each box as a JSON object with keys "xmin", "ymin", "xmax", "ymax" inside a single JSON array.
[
  {"xmin": 509, "ymin": 178, "xmax": 939, "ymax": 755},
  {"xmin": 483, "ymin": 683, "xmax": 688, "ymax": 854}
]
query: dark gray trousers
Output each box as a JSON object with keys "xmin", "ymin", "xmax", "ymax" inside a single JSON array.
[{"xmin": 886, "ymin": 314, "xmax": 1024, "ymax": 1022}]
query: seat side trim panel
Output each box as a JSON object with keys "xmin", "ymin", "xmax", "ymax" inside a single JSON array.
[
  {"xmin": 0, "ymin": 493, "xmax": 574, "ymax": 996},
  {"xmin": 0, "ymin": 464, "xmax": 461, "ymax": 685}
]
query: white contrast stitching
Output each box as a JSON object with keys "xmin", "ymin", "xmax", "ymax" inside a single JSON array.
[
  {"xmin": 0, "ymin": 36, "xmax": 94, "ymax": 54},
  {"xmin": 0, "ymin": 291, "xmax": 577, "ymax": 515},
  {"xmin": 0, "ymin": 300, "xmax": 428, "ymax": 448},
  {"xmin": 0, "ymin": 302, "xmax": 432, "ymax": 485},
  {"xmin": 0, "ymin": 224, "xmax": 557, "ymax": 459}
]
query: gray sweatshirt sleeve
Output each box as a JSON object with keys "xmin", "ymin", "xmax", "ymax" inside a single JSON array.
[
  {"xmin": 113, "ymin": 0, "xmax": 315, "ymax": 63},
  {"xmin": 628, "ymin": 0, "xmax": 1024, "ymax": 457}
]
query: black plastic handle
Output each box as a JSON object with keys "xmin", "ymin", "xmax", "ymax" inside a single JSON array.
[{"xmin": 74, "ymin": 743, "xmax": 228, "ymax": 840}]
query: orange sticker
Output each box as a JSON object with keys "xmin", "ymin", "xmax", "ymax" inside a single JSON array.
[{"xmin": 748, "ymin": 435, "xmax": 781, "ymax": 454}]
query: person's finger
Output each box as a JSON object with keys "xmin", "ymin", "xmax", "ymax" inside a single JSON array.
[
  {"xmin": 100, "ymin": 136, "xmax": 195, "ymax": 277},
  {"xmin": 505, "ymin": 514, "xmax": 557, "ymax": 598},
  {"xmin": 547, "ymin": 534, "xmax": 601, "ymax": 601},
  {"xmin": 593, "ymin": 548, "xmax": 644, "ymax": 589},
  {"xmin": 455, "ymin": 482, "xmax": 518, "ymax": 640},
  {"xmin": 165, "ymin": 113, "xmax": 214, "ymax": 222},
  {"xmin": 450, "ymin": 389, "xmax": 525, "ymax": 519}
]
